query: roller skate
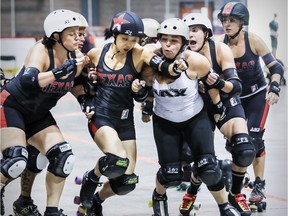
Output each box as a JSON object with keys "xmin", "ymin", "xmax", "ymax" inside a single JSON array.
[
  {"xmin": 0, "ymin": 186, "xmax": 5, "ymax": 216},
  {"xmin": 248, "ymin": 177, "xmax": 267, "ymax": 212},
  {"xmin": 219, "ymin": 159, "xmax": 232, "ymax": 192},
  {"xmin": 43, "ymin": 209, "xmax": 66, "ymax": 216},
  {"xmin": 13, "ymin": 196, "xmax": 42, "ymax": 216},
  {"xmin": 85, "ymin": 192, "xmax": 103, "ymax": 216},
  {"xmin": 219, "ymin": 203, "xmax": 240, "ymax": 216},
  {"xmin": 152, "ymin": 188, "xmax": 169, "ymax": 216},
  {"xmin": 79, "ymin": 171, "xmax": 101, "ymax": 209},
  {"xmin": 228, "ymin": 193, "xmax": 251, "ymax": 216},
  {"xmin": 179, "ymin": 193, "xmax": 201, "ymax": 216}
]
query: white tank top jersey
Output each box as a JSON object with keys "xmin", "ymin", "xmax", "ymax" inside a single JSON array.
[{"xmin": 153, "ymin": 72, "xmax": 204, "ymax": 123}]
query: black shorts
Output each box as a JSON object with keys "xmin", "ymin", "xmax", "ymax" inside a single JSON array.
[
  {"xmin": 1, "ymin": 90, "xmax": 57, "ymax": 139},
  {"xmin": 88, "ymin": 114, "xmax": 136, "ymax": 141}
]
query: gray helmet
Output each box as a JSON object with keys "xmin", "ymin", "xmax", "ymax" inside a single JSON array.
[
  {"xmin": 142, "ymin": 18, "xmax": 160, "ymax": 38},
  {"xmin": 183, "ymin": 13, "xmax": 213, "ymax": 37},
  {"xmin": 157, "ymin": 18, "xmax": 189, "ymax": 41}
]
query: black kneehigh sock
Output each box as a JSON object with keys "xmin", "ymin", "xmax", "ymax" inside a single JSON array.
[
  {"xmin": 88, "ymin": 169, "xmax": 100, "ymax": 181},
  {"xmin": 45, "ymin": 207, "xmax": 58, "ymax": 213},
  {"xmin": 231, "ymin": 170, "xmax": 246, "ymax": 194},
  {"xmin": 187, "ymin": 178, "xmax": 201, "ymax": 195}
]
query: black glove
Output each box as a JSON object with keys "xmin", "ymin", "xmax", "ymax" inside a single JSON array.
[
  {"xmin": 209, "ymin": 74, "xmax": 225, "ymax": 90},
  {"xmin": 213, "ymin": 101, "xmax": 226, "ymax": 121},
  {"xmin": 268, "ymin": 81, "xmax": 280, "ymax": 96},
  {"xmin": 142, "ymin": 100, "xmax": 153, "ymax": 115},
  {"xmin": 52, "ymin": 59, "xmax": 77, "ymax": 80},
  {"xmin": 77, "ymin": 94, "xmax": 95, "ymax": 113}
]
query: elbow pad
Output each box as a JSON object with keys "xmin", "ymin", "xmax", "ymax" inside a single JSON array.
[
  {"xmin": 229, "ymin": 79, "xmax": 242, "ymax": 96},
  {"xmin": 269, "ymin": 61, "xmax": 284, "ymax": 78},
  {"xmin": 19, "ymin": 67, "xmax": 41, "ymax": 91}
]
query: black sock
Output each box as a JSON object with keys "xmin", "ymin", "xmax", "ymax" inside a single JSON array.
[
  {"xmin": 231, "ymin": 170, "xmax": 246, "ymax": 194},
  {"xmin": 187, "ymin": 178, "xmax": 201, "ymax": 195},
  {"xmin": 45, "ymin": 207, "xmax": 58, "ymax": 213}
]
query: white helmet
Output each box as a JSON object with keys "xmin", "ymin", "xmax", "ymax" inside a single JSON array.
[
  {"xmin": 157, "ymin": 18, "xmax": 189, "ymax": 40},
  {"xmin": 182, "ymin": 13, "xmax": 213, "ymax": 37},
  {"xmin": 77, "ymin": 13, "xmax": 89, "ymax": 28},
  {"xmin": 142, "ymin": 18, "xmax": 160, "ymax": 38},
  {"xmin": 44, "ymin": 9, "xmax": 81, "ymax": 37}
]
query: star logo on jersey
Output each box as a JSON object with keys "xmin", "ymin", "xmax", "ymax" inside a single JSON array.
[{"xmin": 112, "ymin": 13, "xmax": 130, "ymax": 32}]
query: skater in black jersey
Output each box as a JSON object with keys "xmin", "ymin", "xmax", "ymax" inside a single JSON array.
[
  {"xmin": 178, "ymin": 12, "xmax": 254, "ymax": 216},
  {"xmin": 0, "ymin": 9, "xmax": 88, "ymax": 216},
  {"xmin": 73, "ymin": 11, "xmax": 187, "ymax": 216},
  {"xmin": 217, "ymin": 2, "xmax": 284, "ymax": 214}
]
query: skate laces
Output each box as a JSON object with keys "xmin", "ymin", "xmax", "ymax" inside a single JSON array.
[
  {"xmin": 234, "ymin": 194, "xmax": 250, "ymax": 211},
  {"xmin": 180, "ymin": 193, "xmax": 196, "ymax": 210},
  {"xmin": 253, "ymin": 181, "xmax": 266, "ymax": 198}
]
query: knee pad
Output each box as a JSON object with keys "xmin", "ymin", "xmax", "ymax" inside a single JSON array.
[
  {"xmin": 193, "ymin": 154, "xmax": 222, "ymax": 186},
  {"xmin": 231, "ymin": 133, "xmax": 256, "ymax": 167},
  {"xmin": 26, "ymin": 145, "xmax": 49, "ymax": 173},
  {"xmin": 1, "ymin": 146, "xmax": 28, "ymax": 178},
  {"xmin": 98, "ymin": 153, "xmax": 129, "ymax": 178},
  {"xmin": 109, "ymin": 173, "xmax": 139, "ymax": 195},
  {"xmin": 157, "ymin": 162, "xmax": 182, "ymax": 188},
  {"xmin": 46, "ymin": 142, "xmax": 75, "ymax": 178}
]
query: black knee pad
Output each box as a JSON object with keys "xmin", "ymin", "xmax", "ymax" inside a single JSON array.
[
  {"xmin": 231, "ymin": 133, "xmax": 256, "ymax": 167},
  {"xmin": 193, "ymin": 154, "xmax": 222, "ymax": 186},
  {"xmin": 46, "ymin": 142, "xmax": 75, "ymax": 178},
  {"xmin": 109, "ymin": 173, "xmax": 139, "ymax": 195},
  {"xmin": 98, "ymin": 153, "xmax": 129, "ymax": 179},
  {"xmin": 1, "ymin": 146, "xmax": 28, "ymax": 178},
  {"xmin": 26, "ymin": 145, "xmax": 49, "ymax": 173},
  {"xmin": 157, "ymin": 162, "xmax": 182, "ymax": 188}
]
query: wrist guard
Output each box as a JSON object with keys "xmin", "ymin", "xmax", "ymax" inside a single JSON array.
[
  {"xmin": 52, "ymin": 59, "xmax": 77, "ymax": 80},
  {"xmin": 142, "ymin": 100, "xmax": 153, "ymax": 115},
  {"xmin": 133, "ymin": 86, "xmax": 150, "ymax": 102},
  {"xmin": 213, "ymin": 101, "xmax": 226, "ymax": 121},
  {"xmin": 269, "ymin": 81, "xmax": 280, "ymax": 96}
]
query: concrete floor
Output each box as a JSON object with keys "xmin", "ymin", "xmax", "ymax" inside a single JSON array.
[{"xmin": 3, "ymin": 86, "xmax": 287, "ymax": 216}]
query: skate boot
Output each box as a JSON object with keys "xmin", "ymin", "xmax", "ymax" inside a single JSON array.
[
  {"xmin": 248, "ymin": 177, "xmax": 266, "ymax": 212},
  {"xmin": 219, "ymin": 159, "xmax": 232, "ymax": 192},
  {"xmin": 0, "ymin": 186, "xmax": 5, "ymax": 216},
  {"xmin": 219, "ymin": 203, "xmax": 240, "ymax": 216},
  {"xmin": 152, "ymin": 189, "xmax": 169, "ymax": 216},
  {"xmin": 43, "ymin": 209, "xmax": 66, "ymax": 216},
  {"xmin": 80, "ymin": 171, "xmax": 101, "ymax": 209},
  {"xmin": 86, "ymin": 192, "xmax": 103, "ymax": 216},
  {"xmin": 13, "ymin": 196, "xmax": 42, "ymax": 216},
  {"xmin": 228, "ymin": 193, "xmax": 251, "ymax": 216},
  {"xmin": 179, "ymin": 193, "xmax": 197, "ymax": 216}
]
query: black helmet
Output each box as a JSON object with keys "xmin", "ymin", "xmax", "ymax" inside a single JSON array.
[
  {"xmin": 110, "ymin": 11, "xmax": 144, "ymax": 37},
  {"xmin": 218, "ymin": 2, "xmax": 249, "ymax": 25}
]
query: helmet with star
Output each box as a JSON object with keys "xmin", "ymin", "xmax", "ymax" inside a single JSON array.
[{"xmin": 110, "ymin": 11, "xmax": 144, "ymax": 37}]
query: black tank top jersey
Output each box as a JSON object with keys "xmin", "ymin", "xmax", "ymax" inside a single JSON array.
[
  {"xmin": 202, "ymin": 40, "xmax": 241, "ymax": 107},
  {"xmin": 94, "ymin": 43, "xmax": 139, "ymax": 120},
  {"xmin": 5, "ymin": 48, "xmax": 76, "ymax": 114},
  {"xmin": 224, "ymin": 32, "xmax": 266, "ymax": 97}
]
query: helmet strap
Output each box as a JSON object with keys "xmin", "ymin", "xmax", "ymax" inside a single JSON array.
[{"xmin": 228, "ymin": 24, "xmax": 243, "ymax": 40}]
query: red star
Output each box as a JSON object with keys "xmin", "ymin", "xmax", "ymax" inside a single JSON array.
[{"xmin": 112, "ymin": 13, "xmax": 130, "ymax": 32}]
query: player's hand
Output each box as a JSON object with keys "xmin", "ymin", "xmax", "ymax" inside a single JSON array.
[
  {"xmin": 173, "ymin": 58, "xmax": 189, "ymax": 73},
  {"xmin": 132, "ymin": 79, "xmax": 146, "ymax": 93},
  {"xmin": 266, "ymin": 81, "xmax": 280, "ymax": 105}
]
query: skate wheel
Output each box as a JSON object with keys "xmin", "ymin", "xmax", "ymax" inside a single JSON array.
[
  {"xmin": 262, "ymin": 201, "xmax": 267, "ymax": 210},
  {"xmin": 148, "ymin": 199, "xmax": 153, "ymax": 208},
  {"xmin": 257, "ymin": 203, "xmax": 263, "ymax": 212},
  {"xmin": 74, "ymin": 195, "xmax": 81, "ymax": 205},
  {"xmin": 193, "ymin": 202, "xmax": 201, "ymax": 210},
  {"xmin": 75, "ymin": 176, "xmax": 82, "ymax": 185},
  {"xmin": 249, "ymin": 203, "xmax": 257, "ymax": 212},
  {"xmin": 78, "ymin": 206, "xmax": 87, "ymax": 214}
]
